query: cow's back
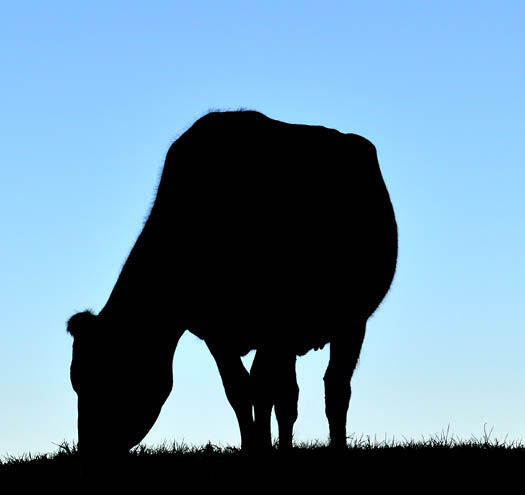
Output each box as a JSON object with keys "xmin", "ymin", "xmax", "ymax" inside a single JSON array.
[{"xmin": 147, "ymin": 111, "xmax": 397, "ymax": 355}]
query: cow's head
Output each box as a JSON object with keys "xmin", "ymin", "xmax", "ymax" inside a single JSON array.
[{"xmin": 67, "ymin": 311, "xmax": 174, "ymax": 463}]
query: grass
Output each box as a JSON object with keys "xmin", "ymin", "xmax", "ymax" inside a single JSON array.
[{"xmin": 2, "ymin": 429, "xmax": 524, "ymax": 491}]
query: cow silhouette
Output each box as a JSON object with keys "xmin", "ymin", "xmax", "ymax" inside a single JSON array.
[{"xmin": 67, "ymin": 110, "xmax": 397, "ymax": 461}]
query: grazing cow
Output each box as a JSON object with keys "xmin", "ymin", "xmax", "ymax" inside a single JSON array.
[{"xmin": 67, "ymin": 110, "xmax": 397, "ymax": 461}]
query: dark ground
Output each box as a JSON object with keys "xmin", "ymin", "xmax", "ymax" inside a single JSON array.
[{"xmin": 1, "ymin": 440, "xmax": 522, "ymax": 492}]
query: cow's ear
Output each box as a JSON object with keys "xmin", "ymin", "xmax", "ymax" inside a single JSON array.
[{"xmin": 67, "ymin": 310, "xmax": 96, "ymax": 338}]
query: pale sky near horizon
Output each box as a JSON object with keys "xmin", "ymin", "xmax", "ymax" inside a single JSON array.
[{"xmin": 1, "ymin": 1, "xmax": 524, "ymax": 457}]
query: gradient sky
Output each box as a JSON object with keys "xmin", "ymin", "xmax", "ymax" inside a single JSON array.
[{"xmin": 1, "ymin": 1, "xmax": 524, "ymax": 457}]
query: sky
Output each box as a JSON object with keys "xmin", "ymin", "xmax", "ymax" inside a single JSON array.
[{"xmin": 1, "ymin": 1, "xmax": 524, "ymax": 457}]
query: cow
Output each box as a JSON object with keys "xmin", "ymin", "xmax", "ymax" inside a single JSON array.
[{"xmin": 67, "ymin": 110, "xmax": 398, "ymax": 465}]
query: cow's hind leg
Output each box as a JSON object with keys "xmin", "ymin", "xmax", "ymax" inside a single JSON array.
[
  {"xmin": 251, "ymin": 349, "xmax": 298, "ymax": 450},
  {"xmin": 206, "ymin": 339, "xmax": 254, "ymax": 450},
  {"xmin": 274, "ymin": 353, "xmax": 298, "ymax": 450},
  {"xmin": 324, "ymin": 320, "xmax": 366, "ymax": 449}
]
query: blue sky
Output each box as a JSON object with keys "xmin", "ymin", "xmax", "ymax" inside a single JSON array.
[{"xmin": 1, "ymin": 1, "xmax": 524, "ymax": 457}]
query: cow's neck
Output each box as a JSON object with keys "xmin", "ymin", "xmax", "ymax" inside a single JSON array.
[{"xmin": 99, "ymin": 218, "xmax": 173, "ymax": 325}]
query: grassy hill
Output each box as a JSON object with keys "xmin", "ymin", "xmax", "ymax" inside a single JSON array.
[{"xmin": 2, "ymin": 432, "xmax": 523, "ymax": 491}]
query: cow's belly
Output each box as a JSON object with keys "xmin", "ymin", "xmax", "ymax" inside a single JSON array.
[
  {"xmin": 175, "ymin": 216, "xmax": 395, "ymax": 356},
  {"xmin": 184, "ymin": 266, "xmax": 349, "ymax": 356}
]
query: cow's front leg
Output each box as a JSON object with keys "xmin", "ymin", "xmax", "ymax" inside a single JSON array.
[
  {"xmin": 324, "ymin": 321, "xmax": 366, "ymax": 448},
  {"xmin": 251, "ymin": 349, "xmax": 298, "ymax": 450},
  {"xmin": 206, "ymin": 339, "xmax": 254, "ymax": 450},
  {"xmin": 250, "ymin": 349, "xmax": 274, "ymax": 450}
]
